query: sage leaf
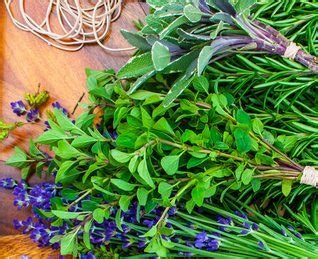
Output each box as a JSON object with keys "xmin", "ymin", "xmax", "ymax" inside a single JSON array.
[{"xmin": 151, "ymin": 41, "xmax": 171, "ymax": 71}]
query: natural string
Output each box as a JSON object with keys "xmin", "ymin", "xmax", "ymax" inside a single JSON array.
[
  {"xmin": 5, "ymin": 0, "xmax": 136, "ymax": 52},
  {"xmin": 283, "ymin": 42, "xmax": 301, "ymax": 60},
  {"xmin": 300, "ymin": 166, "xmax": 318, "ymax": 188}
]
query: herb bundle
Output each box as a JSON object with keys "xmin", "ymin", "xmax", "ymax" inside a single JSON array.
[{"xmin": 4, "ymin": 67, "xmax": 317, "ymax": 256}]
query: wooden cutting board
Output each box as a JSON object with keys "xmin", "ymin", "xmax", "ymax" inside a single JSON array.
[{"xmin": 0, "ymin": 0, "xmax": 146, "ymax": 237}]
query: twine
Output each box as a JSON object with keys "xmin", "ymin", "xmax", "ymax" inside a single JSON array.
[
  {"xmin": 5, "ymin": 0, "xmax": 135, "ymax": 52},
  {"xmin": 300, "ymin": 166, "xmax": 318, "ymax": 188},
  {"xmin": 283, "ymin": 42, "xmax": 301, "ymax": 60}
]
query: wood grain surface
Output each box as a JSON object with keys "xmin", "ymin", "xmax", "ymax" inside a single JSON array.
[{"xmin": 0, "ymin": 0, "xmax": 146, "ymax": 238}]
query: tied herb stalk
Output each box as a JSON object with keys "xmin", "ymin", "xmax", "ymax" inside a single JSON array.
[{"xmin": 4, "ymin": 68, "xmax": 317, "ymax": 256}]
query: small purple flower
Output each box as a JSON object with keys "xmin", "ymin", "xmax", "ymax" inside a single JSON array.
[
  {"xmin": 26, "ymin": 109, "xmax": 40, "ymax": 122},
  {"xmin": 80, "ymin": 252, "xmax": 96, "ymax": 259},
  {"xmin": 168, "ymin": 207, "xmax": 177, "ymax": 216},
  {"xmin": 281, "ymin": 229, "xmax": 287, "ymax": 237},
  {"xmin": 252, "ymin": 223, "xmax": 259, "ymax": 231},
  {"xmin": 30, "ymin": 222, "xmax": 50, "ymax": 247},
  {"xmin": 143, "ymin": 219, "xmax": 156, "ymax": 228},
  {"xmin": 194, "ymin": 240, "xmax": 206, "ymax": 248},
  {"xmin": 13, "ymin": 219, "xmax": 24, "ymax": 230},
  {"xmin": 121, "ymin": 224, "xmax": 131, "ymax": 234},
  {"xmin": 258, "ymin": 241, "xmax": 265, "ymax": 250},
  {"xmin": 110, "ymin": 131, "xmax": 118, "ymax": 140},
  {"xmin": 294, "ymin": 232, "xmax": 302, "ymax": 239},
  {"xmin": 44, "ymin": 121, "xmax": 51, "ymax": 131},
  {"xmin": 234, "ymin": 210, "xmax": 248, "ymax": 219},
  {"xmin": 216, "ymin": 215, "xmax": 232, "ymax": 231},
  {"xmin": 0, "ymin": 178, "xmax": 17, "ymax": 189},
  {"xmin": 13, "ymin": 182, "xmax": 30, "ymax": 209},
  {"xmin": 29, "ymin": 182, "xmax": 56, "ymax": 210},
  {"xmin": 52, "ymin": 102, "xmax": 68, "ymax": 115},
  {"xmin": 122, "ymin": 236, "xmax": 133, "ymax": 249},
  {"xmin": 137, "ymin": 238, "xmax": 147, "ymax": 248},
  {"xmin": 10, "ymin": 100, "xmax": 26, "ymax": 116},
  {"xmin": 240, "ymin": 229, "xmax": 250, "ymax": 235},
  {"xmin": 196, "ymin": 231, "xmax": 208, "ymax": 242},
  {"xmin": 206, "ymin": 239, "xmax": 219, "ymax": 251}
]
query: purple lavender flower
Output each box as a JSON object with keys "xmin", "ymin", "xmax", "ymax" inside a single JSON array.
[
  {"xmin": 168, "ymin": 207, "xmax": 177, "ymax": 216},
  {"xmin": 196, "ymin": 231, "xmax": 208, "ymax": 242},
  {"xmin": 121, "ymin": 224, "xmax": 131, "ymax": 234},
  {"xmin": 252, "ymin": 223, "xmax": 259, "ymax": 231},
  {"xmin": 13, "ymin": 182, "xmax": 30, "ymax": 209},
  {"xmin": 142, "ymin": 219, "xmax": 156, "ymax": 228},
  {"xmin": 52, "ymin": 102, "xmax": 68, "ymax": 115},
  {"xmin": 137, "ymin": 238, "xmax": 147, "ymax": 248},
  {"xmin": 80, "ymin": 252, "xmax": 96, "ymax": 259},
  {"xmin": 29, "ymin": 182, "xmax": 56, "ymax": 211},
  {"xmin": 294, "ymin": 232, "xmax": 302, "ymax": 239},
  {"xmin": 30, "ymin": 222, "xmax": 51, "ymax": 247},
  {"xmin": 206, "ymin": 239, "xmax": 219, "ymax": 251},
  {"xmin": 122, "ymin": 236, "xmax": 133, "ymax": 249},
  {"xmin": 44, "ymin": 121, "xmax": 51, "ymax": 131},
  {"xmin": 234, "ymin": 210, "xmax": 248, "ymax": 219},
  {"xmin": 281, "ymin": 229, "xmax": 287, "ymax": 237},
  {"xmin": 0, "ymin": 178, "xmax": 17, "ymax": 189},
  {"xmin": 216, "ymin": 215, "xmax": 232, "ymax": 231},
  {"xmin": 258, "ymin": 241, "xmax": 265, "ymax": 250},
  {"xmin": 26, "ymin": 109, "xmax": 40, "ymax": 122},
  {"xmin": 10, "ymin": 100, "xmax": 26, "ymax": 116},
  {"xmin": 13, "ymin": 219, "xmax": 24, "ymax": 230}
]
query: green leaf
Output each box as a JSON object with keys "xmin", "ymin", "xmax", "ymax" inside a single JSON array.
[
  {"xmin": 141, "ymin": 107, "xmax": 154, "ymax": 129},
  {"xmin": 282, "ymin": 179, "xmax": 293, "ymax": 197},
  {"xmin": 191, "ymin": 186, "xmax": 205, "ymax": 206},
  {"xmin": 93, "ymin": 208, "xmax": 105, "ymax": 223},
  {"xmin": 111, "ymin": 179, "xmax": 136, "ymax": 192},
  {"xmin": 163, "ymin": 74, "xmax": 195, "ymax": 107},
  {"xmin": 128, "ymin": 155, "xmax": 139, "ymax": 173},
  {"xmin": 185, "ymin": 199, "xmax": 195, "ymax": 213},
  {"xmin": 117, "ymin": 53, "xmax": 154, "ymax": 79},
  {"xmin": 158, "ymin": 182, "xmax": 173, "ymax": 199},
  {"xmin": 251, "ymin": 179, "xmax": 261, "ymax": 192},
  {"xmin": 160, "ymin": 15, "xmax": 188, "ymax": 39},
  {"xmin": 55, "ymin": 160, "xmax": 77, "ymax": 183},
  {"xmin": 127, "ymin": 70, "xmax": 156, "ymax": 95},
  {"xmin": 54, "ymin": 109, "xmax": 78, "ymax": 132},
  {"xmin": 152, "ymin": 42, "xmax": 171, "ymax": 71},
  {"xmin": 252, "ymin": 118, "xmax": 264, "ymax": 135},
  {"xmin": 121, "ymin": 30, "xmax": 151, "ymax": 51},
  {"xmin": 6, "ymin": 147, "xmax": 28, "ymax": 167},
  {"xmin": 53, "ymin": 140, "xmax": 86, "ymax": 159},
  {"xmin": 234, "ymin": 128, "xmax": 251, "ymax": 153},
  {"xmin": 236, "ymin": 109, "xmax": 251, "ymax": 127},
  {"xmin": 235, "ymin": 0, "xmax": 256, "ymax": 15},
  {"xmin": 52, "ymin": 210, "xmax": 81, "ymax": 219},
  {"xmin": 184, "ymin": 4, "xmax": 202, "ymax": 23},
  {"xmin": 111, "ymin": 150, "xmax": 134, "ymax": 163},
  {"xmin": 142, "ymin": 225, "xmax": 157, "ymax": 237},
  {"xmin": 71, "ymin": 135, "xmax": 97, "ymax": 148},
  {"xmin": 197, "ymin": 46, "xmax": 214, "ymax": 76},
  {"xmin": 161, "ymin": 155, "xmax": 180, "ymax": 175},
  {"xmin": 36, "ymin": 129, "xmax": 71, "ymax": 144},
  {"xmin": 137, "ymin": 188, "xmax": 149, "ymax": 206},
  {"xmin": 119, "ymin": 195, "xmax": 132, "ymax": 212},
  {"xmin": 193, "ymin": 76, "xmax": 209, "ymax": 94},
  {"xmin": 60, "ymin": 232, "xmax": 78, "ymax": 256},
  {"xmin": 241, "ymin": 169, "xmax": 254, "ymax": 185},
  {"xmin": 137, "ymin": 159, "xmax": 155, "ymax": 188},
  {"xmin": 153, "ymin": 118, "xmax": 175, "ymax": 136}
]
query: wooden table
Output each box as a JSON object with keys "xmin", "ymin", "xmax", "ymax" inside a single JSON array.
[{"xmin": 0, "ymin": 0, "xmax": 146, "ymax": 237}]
